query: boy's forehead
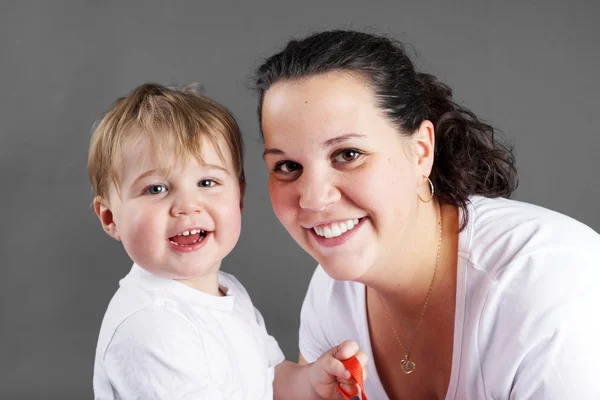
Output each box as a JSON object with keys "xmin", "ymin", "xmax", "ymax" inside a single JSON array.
[{"xmin": 118, "ymin": 134, "xmax": 233, "ymax": 179}]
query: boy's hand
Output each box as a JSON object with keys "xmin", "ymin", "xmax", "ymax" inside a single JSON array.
[{"xmin": 307, "ymin": 340, "xmax": 368, "ymax": 399}]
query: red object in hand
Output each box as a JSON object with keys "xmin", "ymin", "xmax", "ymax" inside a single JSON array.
[{"xmin": 338, "ymin": 356, "xmax": 368, "ymax": 400}]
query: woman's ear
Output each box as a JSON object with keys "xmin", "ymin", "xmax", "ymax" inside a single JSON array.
[
  {"xmin": 239, "ymin": 180, "xmax": 246, "ymax": 211},
  {"xmin": 94, "ymin": 196, "xmax": 121, "ymax": 241},
  {"xmin": 412, "ymin": 119, "xmax": 435, "ymax": 177}
]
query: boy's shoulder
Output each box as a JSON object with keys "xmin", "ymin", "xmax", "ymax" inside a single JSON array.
[
  {"xmin": 95, "ymin": 267, "xmax": 260, "ymax": 355},
  {"xmin": 218, "ymin": 270, "xmax": 249, "ymax": 297}
]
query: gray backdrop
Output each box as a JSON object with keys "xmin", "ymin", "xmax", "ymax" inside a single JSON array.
[{"xmin": 1, "ymin": 0, "xmax": 598, "ymax": 398}]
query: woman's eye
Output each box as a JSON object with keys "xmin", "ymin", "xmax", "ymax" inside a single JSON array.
[
  {"xmin": 275, "ymin": 161, "xmax": 302, "ymax": 174},
  {"xmin": 333, "ymin": 149, "xmax": 362, "ymax": 163},
  {"xmin": 146, "ymin": 184, "xmax": 167, "ymax": 195},
  {"xmin": 198, "ymin": 179, "xmax": 217, "ymax": 187}
]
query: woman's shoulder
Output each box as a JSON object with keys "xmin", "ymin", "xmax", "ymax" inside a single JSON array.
[
  {"xmin": 468, "ymin": 195, "xmax": 598, "ymax": 238},
  {"xmin": 300, "ymin": 265, "xmax": 368, "ymax": 362},
  {"xmin": 462, "ymin": 198, "xmax": 600, "ymax": 396},
  {"xmin": 464, "ymin": 196, "xmax": 600, "ymax": 279}
]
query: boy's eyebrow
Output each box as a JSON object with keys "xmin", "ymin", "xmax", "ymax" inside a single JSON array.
[
  {"xmin": 262, "ymin": 133, "xmax": 366, "ymax": 159},
  {"xmin": 131, "ymin": 169, "xmax": 166, "ymax": 186},
  {"xmin": 131, "ymin": 164, "xmax": 230, "ymax": 185},
  {"xmin": 204, "ymin": 164, "xmax": 230, "ymax": 174}
]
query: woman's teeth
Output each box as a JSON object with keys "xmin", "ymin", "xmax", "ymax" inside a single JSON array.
[{"xmin": 313, "ymin": 219, "xmax": 360, "ymax": 238}]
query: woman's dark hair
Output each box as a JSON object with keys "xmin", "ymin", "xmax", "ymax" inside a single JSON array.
[{"xmin": 254, "ymin": 30, "xmax": 518, "ymax": 229}]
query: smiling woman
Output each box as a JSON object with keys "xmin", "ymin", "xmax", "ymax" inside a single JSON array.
[{"xmin": 254, "ymin": 30, "xmax": 600, "ymax": 399}]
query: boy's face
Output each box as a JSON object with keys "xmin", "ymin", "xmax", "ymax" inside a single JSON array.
[{"xmin": 94, "ymin": 135, "xmax": 243, "ymax": 291}]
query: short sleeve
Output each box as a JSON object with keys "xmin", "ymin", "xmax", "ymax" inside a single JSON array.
[
  {"xmin": 254, "ymin": 306, "xmax": 286, "ymax": 366},
  {"xmin": 483, "ymin": 250, "xmax": 600, "ymax": 399},
  {"xmin": 220, "ymin": 271, "xmax": 285, "ymax": 367},
  {"xmin": 102, "ymin": 307, "xmax": 228, "ymax": 400},
  {"xmin": 299, "ymin": 266, "xmax": 335, "ymax": 363}
]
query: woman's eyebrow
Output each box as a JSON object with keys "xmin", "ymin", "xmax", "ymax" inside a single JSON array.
[
  {"xmin": 262, "ymin": 148, "xmax": 284, "ymax": 159},
  {"xmin": 263, "ymin": 133, "xmax": 366, "ymax": 159},
  {"xmin": 323, "ymin": 133, "xmax": 366, "ymax": 148}
]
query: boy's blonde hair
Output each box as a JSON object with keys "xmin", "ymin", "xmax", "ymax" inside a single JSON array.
[{"xmin": 88, "ymin": 83, "xmax": 245, "ymax": 198}]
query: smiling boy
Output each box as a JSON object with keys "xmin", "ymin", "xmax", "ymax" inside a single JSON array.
[{"xmin": 89, "ymin": 83, "xmax": 365, "ymax": 400}]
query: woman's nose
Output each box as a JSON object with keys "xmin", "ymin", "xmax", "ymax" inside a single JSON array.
[{"xmin": 298, "ymin": 171, "xmax": 341, "ymax": 212}]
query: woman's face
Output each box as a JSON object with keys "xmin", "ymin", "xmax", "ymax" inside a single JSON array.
[{"xmin": 261, "ymin": 71, "xmax": 433, "ymax": 281}]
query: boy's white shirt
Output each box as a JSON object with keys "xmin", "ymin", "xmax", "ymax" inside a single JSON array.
[{"xmin": 93, "ymin": 264, "xmax": 285, "ymax": 400}]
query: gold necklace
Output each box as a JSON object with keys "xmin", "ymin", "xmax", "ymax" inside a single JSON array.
[{"xmin": 376, "ymin": 204, "xmax": 443, "ymax": 375}]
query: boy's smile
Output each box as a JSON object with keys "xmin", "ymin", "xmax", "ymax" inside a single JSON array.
[
  {"xmin": 95, "ymin": 135, "xmax": 243, "ymax": 293},
  {"xmin": 168, "ymin": 228, "xmax": 208, "ymax": 248}
]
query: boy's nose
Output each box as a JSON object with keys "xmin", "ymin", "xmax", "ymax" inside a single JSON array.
[
  {"xmin": 298, "ymin": 172, "xmax": 341, "ymax": 212},
  {"xmin": 170, "ymin": 192, "xmax": 203, "ymax": 216}
]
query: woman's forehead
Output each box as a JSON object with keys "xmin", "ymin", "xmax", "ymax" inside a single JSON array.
[
  {"xmin": 264, "ymin": 72, "xmax": 372, "ymax": 114},
  {"xmin": 262, "ymin": 77, "xmax": 389, "ymax": 150}
]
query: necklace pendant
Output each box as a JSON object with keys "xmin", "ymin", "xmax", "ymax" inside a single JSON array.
[{"xmin": 400, "ymin": 358, "xmax": 416, "ymax": 374}]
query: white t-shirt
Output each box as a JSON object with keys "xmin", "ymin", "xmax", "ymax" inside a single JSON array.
[
  {"xmin": 300, "ymin": 196, "xmax": 600, "ymax": 399},
  {"xmin": 93, "ymin": 264, "xmax": 285, "ymax": 400}
]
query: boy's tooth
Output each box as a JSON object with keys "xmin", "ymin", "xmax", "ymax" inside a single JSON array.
[
  {"xmin": 182, "ymin": 231, "xmax": 190, "ymax": 236},
  {"xmin": 190, "ymin": 229, "xmax": 198, "ymax": 234}
]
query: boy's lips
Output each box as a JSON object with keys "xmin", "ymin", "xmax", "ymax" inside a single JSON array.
[
  {"xmin": 169, "ymin": 227, "xmax": 211, "ymax": 238},
  {"xmin": 168, "ymin": 230, "xmax": 211, "ymax": 252},
  {"xmin": 168, "ymin": 228, "xmax": 209, "ymax": 247}
]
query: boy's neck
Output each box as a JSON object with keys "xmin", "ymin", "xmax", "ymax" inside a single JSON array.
[{"xmin": 175, "ymin": 271, "xmax": 223, "ymax": 296}]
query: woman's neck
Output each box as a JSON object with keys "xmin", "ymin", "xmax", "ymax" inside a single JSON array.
[{"xmin": 363, "ymin": 201, "xmax": 459, "ymax": 317}]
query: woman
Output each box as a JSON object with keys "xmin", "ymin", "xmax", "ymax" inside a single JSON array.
[{"xmin": 254, "ymin": 30, "xmax": 600, "ymax": 399}]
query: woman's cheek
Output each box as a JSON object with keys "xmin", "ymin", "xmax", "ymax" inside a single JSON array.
[
  {"xmin": 268, "ymin": 180, "xmax": 285, "ymax": 210},
  {"xmin": 268, "ymin": 182, "xmax": 296, "ymax": 228}
]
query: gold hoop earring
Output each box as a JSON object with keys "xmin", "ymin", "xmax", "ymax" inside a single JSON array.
[{"xmin": 418, "ymin": 177, "xmax": 434, "ymax": 203}]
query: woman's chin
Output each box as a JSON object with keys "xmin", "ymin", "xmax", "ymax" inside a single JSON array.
[{"xmin": 319, "ymin": 260, "xmax": 370, "ymax": 282}]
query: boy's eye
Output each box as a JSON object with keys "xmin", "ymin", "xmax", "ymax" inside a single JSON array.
[
  {"xmin": 146, "ymin": 184, "xmax": 167, "ymax": 195},
  {"xmin": 198, "ymin": 179, "xmax": 217, "ymax": 187},
  {"xmin": 274, "ymin": 161, "xmax": 302, "ymax": 174},
  {"xmin": 333, "ymin": 149, "xmax": 362, "ymax": 163}
]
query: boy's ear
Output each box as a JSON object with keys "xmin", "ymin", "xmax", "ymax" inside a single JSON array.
[{"xmin": 94, "ymin": 196, "xmax": 121, "ymax": 241}]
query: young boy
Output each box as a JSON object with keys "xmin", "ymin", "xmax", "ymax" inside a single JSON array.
[{"xmin": 89, "ymin": 83, "xmax": 365, "ymax": 399}]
